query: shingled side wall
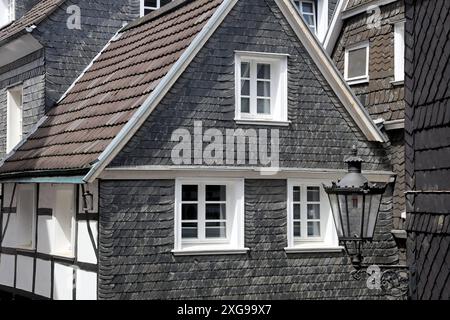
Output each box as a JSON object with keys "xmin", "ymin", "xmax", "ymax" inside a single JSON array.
[
  {"xmin": 98, "ymin": 179, "xmax": 400, "ymax": 300},
  {"xmin": 404, "ymin": 0, "xmax": 450, "ymax": 300}
]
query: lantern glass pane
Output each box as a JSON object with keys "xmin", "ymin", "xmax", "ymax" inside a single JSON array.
[
  {"xmin": 366, "ymin": 193, "xmax": 382, "ymax": 238},
  {"xmin": 328, "ymin": 193, "xmax": 343, "ymax": 238},
  {"xmin": 338, "ymin": 194, "xmax": 349, "ymax": 238},
  {"xmin": 347, "ymin": 193, "xmax": 363, "ymax": 239}
]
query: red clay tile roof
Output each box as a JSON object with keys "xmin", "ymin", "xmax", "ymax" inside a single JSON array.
[
  {"xmin": 0, "ymin": 0, "xmax": 223, "ymax": 175},
  {"xmin": 0, "ymin": 0, "xmax": 65, "ymax": 44}
]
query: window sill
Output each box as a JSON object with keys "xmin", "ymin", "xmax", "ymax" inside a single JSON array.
[
  {"xmin": 284, "ymin": 246, "xmax": 344, "ymax": 254},
  {"xmin": 346, "ymin": 77, "xmax": 369, "ymax": 86},
  {"xmin": 172, "ymin": 248, "xmax": 250, "ymax": 256},
  {"xmin": 235, "ymin": 119, "xmax": 291, "ymax": 126},
  {"xmin": 390, "ymin": 80, "xmax": 404, "ymax": 86}
]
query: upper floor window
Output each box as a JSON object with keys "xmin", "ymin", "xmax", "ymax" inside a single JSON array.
[
  {"xmin": 0, "ymin": 0, "xmax": 14, "ymax": 28},
  {"xmin": 344, "ymin": 42, "xmax": 369, "ymax": 85},
  {"xmin": 286, "ymin": 180, "xmax": 340, "ymax": 251},
  {"xmin": 393, "ymin": 21, "xmax": 405, "ymax": 83},
  {"xmin": 174, "ymin": 178, "xmax": 245, "ymax": 254},
  {"xmin": 235, "ymin": 52, "xmax": 288, "ymax": 124},
  {"xmin": 294, "ymin": 0, "xmax": 317, "ymax": 34},
  {"xmin": 140, "ymin": 0, "xmax": 172, "ymax": 16},
  {"xmin": 6, "ymin": 85, "xmax": 23, "ymax": 154}
]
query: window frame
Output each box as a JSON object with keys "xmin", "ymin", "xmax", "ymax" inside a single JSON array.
[
  {"xmin": 344, "ymin": 41, "xmax": 370, "ymax": 85},
  {"xmin": 174, "ymin": 178, "xmax": 245, "ymax": 254},
  {"xmin": 295, "ymin": 0, "xmax": 318, "ymax": 35},
  {"xmin": 393, "ymin": 21, "xmax": 405, "ymax": 84},
  {"xmin": 286, "ymin": 179, "xmax": 341, "ymax": 252},
  {"xmin": 140, "ymin": 0, "xmax": 172, "ymax": 16},
  {"xmin": 6, "ymin": 84, "xmax": 23, "ymax": 154},
  {"xmin": 235, "ymin": 51, "xmax": 288, "ymax": 124}
]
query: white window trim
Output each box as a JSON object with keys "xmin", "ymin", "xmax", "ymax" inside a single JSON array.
[
  {"xmin": 6, "ymin": 84, "xmax": 23, "ymax": 154},
  {"xmin": 140, "ymin": 0, "xmax": 171, "ymax": 16},
  {"xmin": 298, "ymin": 0, "xmax": 317, "ymax": 34},
  {"xmin": 0, "ymin": 0, "xmax": 15, "ymax": 28},
  {"xmin": 51, "ymin": 185, "xmax": 76, "ymax": 258},
  {"xmin": 15, "ymin": 184, "xmax": 37, "ymax": 250},
  {"xmin": 293, "ymin": 0, "xmax": 328, "ymax": 41},
  {"xmin": 344, "ymin": 41, "xmax": 370, "ymax": 85},
  {"xmin": 285, "ymin": 179, "xmax": 341, "ymax": 252},
  {"xmin": 393, "ymin": 21, "xmax": 405, "ymax": 84},
  {"xmin": 234, "ymin": 51, "xmax": 288, "ymax": 124},
  {"xmin": 173, "ymin": 178, "xmax": 246, "ymax": 255}
]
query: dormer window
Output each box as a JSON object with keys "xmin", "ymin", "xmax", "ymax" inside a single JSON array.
[
  {"xmin": 0, "ymin": 0, "xmax": 15, "ymax": 28},
  {"xmin": 140, "ymin": 0, "xmax": 172, "ymax": 16},
  {"xmin": 294, "ymin": 0, "xmax": 317, "ymax": 34}
]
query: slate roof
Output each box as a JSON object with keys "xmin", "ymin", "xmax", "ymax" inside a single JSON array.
[
  {"xmin": 0, "ymin": 0, "xmax": 224, "ymax": 175},
  {"xmin": 0, "ymin": 0, "xmax": 65, "ymax": 45}
]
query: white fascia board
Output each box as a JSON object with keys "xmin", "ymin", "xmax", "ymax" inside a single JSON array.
[
  {"xmin": 0, "ymin": 34, "xmax": 42, "ymax": 68},
  {"xmin": 323, "ymin": 0, "xmax": 348, "ymax": 54},
  {"xmin": 101, "ymin": 166, "xmax": 394, "ymax": 183},
  {"xmin": 275, "ymin": 0, "xmax": 385, "ymax": 143},
  {"xmin": 82, "ymin": 0, "xmax": 239, "ymax": 184}
]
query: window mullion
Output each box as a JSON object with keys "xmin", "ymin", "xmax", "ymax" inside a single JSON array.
[
  {"xmin": 301, "ymin": 186, "xmax": 307, "ymax": 239},
  {"xmin": 250, "ymin": 60, "xmax": 257, "ymax": 115},
  {"xmin": 199, "ymin": 184, "xmax": 206, "ymax": 240}
]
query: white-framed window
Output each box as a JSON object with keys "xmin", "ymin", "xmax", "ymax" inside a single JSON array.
[
  {"xmin": 286, "ymin": 180, "xmax": 340, "ymax": 252},
  {"xmin": 393, "ymin": 21, "xmax": 405, "ymax": 83},
  {"xmin": 52, "ymin": 185, "xmax": 76, "ymax": 257},
  {"xmin": 140, "ymin": 0, "xmax": 172, "ymax": 16},
  {"xmin": 6, "ymin": 85, "xmax": 23, "ymax": 154},
  {"xmin": 344, "ymin": 41, "xmax": 370, "ymax": 85},
  {"xmin": 0, "ymin": 0, "xmax": 15, "ymax": 28},
  {"xmin": 174, "ymin": 178, "xmax": 246, "ymax": 254},
  {"xmin": 294, "ymin": 0, "xmax": 317, "ymax": 34},
  {"xmin": 15, "ymin": 184, "xmax": 37, "ymax": 250},
  {"xmin": 235, "ymin": 52, "xmax": 288, "ymax": 124}
]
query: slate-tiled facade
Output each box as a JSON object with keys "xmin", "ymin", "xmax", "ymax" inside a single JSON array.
[
  {"xmin": 0, "ymin": 0, "xmax": 140, "ymax": 157},
  {"xmin": 404, "ymin": 0, "xmax": 450, "ymax": 300},
  {"xmin": 110, "ymin": 0, "xmax": 389, "ymax": 172},
  {"xmin": 99, "ymin": 180, "xmax": 400, "ymax": 300},
  {"xmin": 330, "ymin": 1, "xmax": 406, "ymax": 234}
]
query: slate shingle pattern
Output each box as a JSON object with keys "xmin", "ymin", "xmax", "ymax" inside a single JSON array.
[
  {"xmin": 110, "ymin": 0, "xmax": 389, "ymax": 171},
  {"xmin": 99, "ymin": 179, "xmax": 401, "ymax": 300},
  {"xmin": 0, "ymin": 0, "xmax": 223, "ymax": 174},
  {"xmin": 0, "ymin": 0, "xmax": 65, "ymax": 44},
  {"xmin": 333, "ymin": 0, "xmax": 405, "ymax": 122},
  {"xmin": 345, "ymin": 0, "xmax": 376, "ymax": 11},
  {"xmin": 404, "ymin": 0, "xmax": 450, "ymax": 300}
]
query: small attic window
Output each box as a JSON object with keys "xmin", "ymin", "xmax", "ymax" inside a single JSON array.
[
  {"xmin": 140, "ymin": 0, "xmax": 173, "ymax": 16},
  {"xmin": 344, "ymin": 42, "xmax": 370, "ymax": 85},
  {"xmin": 235, "ymin": 52, "xmax": 288, "ymax": 125},
  {"xmin": 0, "ymin": 0, "xmax": 15, "ymax": 28}
]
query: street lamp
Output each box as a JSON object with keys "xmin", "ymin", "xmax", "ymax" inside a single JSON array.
[{"xmin": 324, "ymin": 146, "xmax": 386, "ymax": 267}]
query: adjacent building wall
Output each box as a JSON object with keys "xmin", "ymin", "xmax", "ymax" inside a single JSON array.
[
  {"xmin": 331, "ymin": 1, "xmax": 406, "ymax": 233},
  {"xmin": 0, "ymin": 0, "xmax": 141, "ymax": 157},
  {"xmin": 404, "ymin": 0, "xmax": 450, "ymax": 300}
]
